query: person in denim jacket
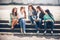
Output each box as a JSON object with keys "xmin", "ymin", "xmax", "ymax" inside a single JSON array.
[{"xmin": 28, "ymin": 5, "xmax": 37, "ymax": 24}]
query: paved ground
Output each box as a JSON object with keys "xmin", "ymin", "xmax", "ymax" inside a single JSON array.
[{"xmin": 0, "ymin": 34, "xmax": 60, "ymax": 40}]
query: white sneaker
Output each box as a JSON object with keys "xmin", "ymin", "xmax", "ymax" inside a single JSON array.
[
  {"xmin": 24, "ymin": 31, "xmax": 26, "ymax": 33},
  {"xmin": 51, "ymin": 31, "xmax": 53, "ymax": 34},
  {"xmin": 37, "ymin": 31, "xmax": 39, "ymax": 33},
  {"xmin": 44, "ymin": 31, "xmax": 46, "ymax": 34}
]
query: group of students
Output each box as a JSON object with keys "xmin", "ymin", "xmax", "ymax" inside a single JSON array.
[{"xmin": 10, "ymin": 5, "xmax": 54, "ymax": 34}]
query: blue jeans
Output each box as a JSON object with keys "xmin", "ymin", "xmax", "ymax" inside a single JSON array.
[
  {"xmin": 44, "ymin": 21, "xmax": 54, "ymax": 31},
  {"xmin": 29, "ymin": 15, "xmax": 37, "ymax": 24},
  {"xmin": 19, "ymin": 18, "xmax": 26, "ymax": 32},
  {"xmin": 35, "ymin": 19, "xmax": 42, "ymax": 31},
  {"xmin": 29, "ymin": 16, "xmax": 34, "ymax": 24}
]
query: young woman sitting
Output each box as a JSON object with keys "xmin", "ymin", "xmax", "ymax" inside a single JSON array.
[{"xmin": 43, "ymin": 9, "xmax": 54, "ymax": 34}]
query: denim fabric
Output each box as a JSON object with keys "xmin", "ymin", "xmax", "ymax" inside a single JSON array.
[
  {"xmin": 29, "ymin": 16, "xmax": 35, "ymax": 24},
  {"xmin": 44, "ymin": 21, "xmax": 54, "ymax": 31},
  {"xmin": 29, "ymin": 15, "xmax": 42, "ymax": 31},
  {"xmin": 35, "ymin": 19, "xmax": 42, "ymax": 31},
  {"xmin": 19, "ymin": 18, "xmax": 26, "ymax": 32}
]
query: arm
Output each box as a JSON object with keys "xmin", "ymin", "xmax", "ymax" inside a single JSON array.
[{"xmin": 24, "ymin": 11, "xmax": 26, "ymax": 19}]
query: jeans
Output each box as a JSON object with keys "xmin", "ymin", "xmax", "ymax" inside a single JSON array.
[
  {"xmin": 29, "ymin": 16, "xmax": 35, "ymax": 24},
  {"xmin": 29, "ymin": 16, "xmax": 43, "ymax": 31},
  {"xmin": 35, "ymin": 19, "xmax": 42, "ymax": 31},
  {"xmin": 44, "ymin": 21, "xmax": 54, "ymax": 31},
  {"xmin": 29, "ymin": 15, "xmax": 37, "ymax": 24},
  {"xmin": 19, "ymin": 18, "xmax": 26, "ymax": 32}
]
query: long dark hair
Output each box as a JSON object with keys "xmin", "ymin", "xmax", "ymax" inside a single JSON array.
[
  {"xmin": 28, "ymin": 5, "xmax": 37, "ymax": 15},
  {"xmin": 12, "ymin": 7, "xmax": 17, "ymax": 16},
  {"xmin": 45, "ymin": 9, "xmax": 54, "ymax": 21},
  {"xmin": 20, "ymin": 7, "xmax": 26, "ymax": 14},
  {"xmin": 28, "ymin": 5, "xmax": 36, "ymax": 12},
  {"xmin": 20, "ymin": 7, "xmax": 26, "ymax": 18},
  {"xmin": 36, "ymin": 6, "xmax": 44, "ymax": 13}
]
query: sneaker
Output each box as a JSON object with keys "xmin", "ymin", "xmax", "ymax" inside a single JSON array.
[
  {"xmin": 11, "ymin": 26, "xmax": 14, "ymax": 29},
  {"xmin": 37, "ymin": 31, "xmax": 39, "ymax": 33},
  {"xmin": 24, "ymin": 31, "xmax": 26, "ymax": 33},
  {"xmin": 44, "ymin": 31, "xmax": 46, "ymax": 34},
  {"xmin": 51, "ymin": 31, "xmax": 53, "ymax": 34},
  {"xmin": 21, "ymin": 28, "xmax": 23, "ymax": 33}
]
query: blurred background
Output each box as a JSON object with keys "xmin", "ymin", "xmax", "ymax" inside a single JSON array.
[
  {"xmin": 0, "ymin": 0, "xmax": 60, "ymax": 5},
  {"xmin": 0, "ymin": 0, "xmax": 60, "ymax": 21}
]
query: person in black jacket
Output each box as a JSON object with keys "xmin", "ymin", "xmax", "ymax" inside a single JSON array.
[
  {"xmin": 36, "ymin": 6, "xmax": 45, "ymax": 27},
  {"xmin": 36, "ymin": 6, "xmax": 45, "ymax": 33}
]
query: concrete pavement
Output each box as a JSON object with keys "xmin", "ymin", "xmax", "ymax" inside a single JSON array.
[{"xmin": 0, "ymin": 35, "xmax": 60, "ymax": 40}]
